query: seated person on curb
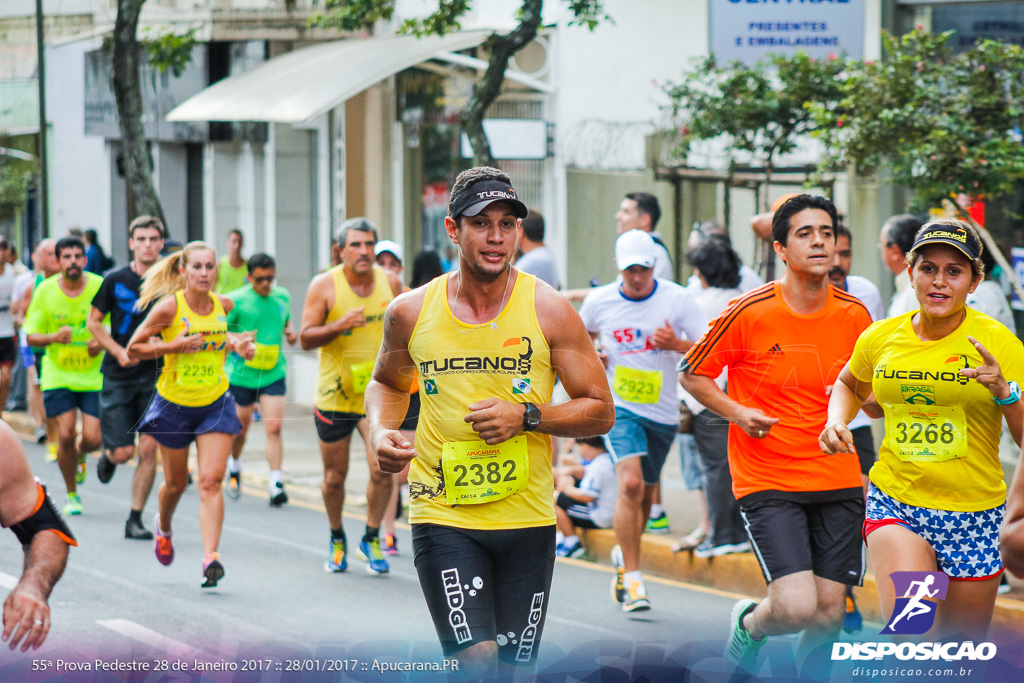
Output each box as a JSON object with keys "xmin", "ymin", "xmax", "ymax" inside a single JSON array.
[{"xmin": 554, "ymin": 436, "xmax": 618, "ymax": 558}]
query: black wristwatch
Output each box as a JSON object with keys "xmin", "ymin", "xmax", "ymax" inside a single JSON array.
[{"xmin": 522, "ymin": 402, "xmax": 541, "ymax": 432}]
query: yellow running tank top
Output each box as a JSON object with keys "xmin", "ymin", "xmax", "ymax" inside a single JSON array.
[
  {"xmin": 408, "ymin": 271, "xmax": 556, "ymax": 530},
  {"xmin": 156, "ymin": 290, "xmax": 230, "ymax": 407},
  {"xmin": 316, "ymin": 264, "xmax": 394, "ymax": 413}
]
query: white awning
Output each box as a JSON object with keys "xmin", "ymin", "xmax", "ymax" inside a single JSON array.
[{"xmin": 166, "ymin": 30, "xmax": 495, "ymax": 124}]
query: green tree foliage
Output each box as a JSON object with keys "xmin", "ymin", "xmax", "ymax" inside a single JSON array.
[
  {"xmin": 663, "ymin": 51, "xmax": 847, "ymax": 178},
  {"xmin": 143, "ymin": 28, "xmax": 197, "ymax": 77},
  {"xmin": 0, "ymin": 145, "xmax": 37, "ymax": 215},
  {"xmin": 313, "ymin": 0, "xmax": 608, "ymax": 166},
  {"xmin": 811, "ymin": 29, "xmax": 1024, "ymax": 211}
]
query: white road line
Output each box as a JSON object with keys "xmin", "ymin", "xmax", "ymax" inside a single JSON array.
[
  {"xmin": 0, "ymin": 571, "xmax": 18, "ymax": 589},
  {"xmin": 95, "ymin": 619, "xmax": 192, "ymax": 659}
]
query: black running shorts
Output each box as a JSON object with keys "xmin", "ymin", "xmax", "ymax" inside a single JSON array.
[
  {"xmin": 399, "ymin": 391, "xmax": 420, "ymax": 432},
  {"xmin": 0, "ymin": 337, "xmax": 17, "ymax": 366},
  {"xmin": 739, "ymin": 489, "xmax": 865, "ymax": 586},
  {"xmin": 850, "ymin": 425, "xmax": 877, "ymax": 476},
  {"xmin": 412, "ymin": 523, "xmax": 556, "ymax": 663},
  {"xmin": 314, "ymin": 408, "xmax": 363, "ymax": 443},
  {"xmin": 100, "ymin": 378, "xmax": 156, "ymax": 450}
]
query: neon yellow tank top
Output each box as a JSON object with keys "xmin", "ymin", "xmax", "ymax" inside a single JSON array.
[
  {"xmin": 315, "ymin": 265, "xmax": 394, "ymax": 413},
  {"xmin": 156, "ymin": 290, "xmax": 230, "ymax": 407},
  {"xmin": 408, "ymin": 271, "xmax": 556, "ymax": 530}
]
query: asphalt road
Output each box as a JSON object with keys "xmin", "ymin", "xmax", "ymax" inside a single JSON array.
[
  {"xmin": 0, "ymin": 441, "xmax": 1016, "ymax": 683},
  {"xmin": 0, "ymin": 440, "xmax": 759, "ymax": 682}
]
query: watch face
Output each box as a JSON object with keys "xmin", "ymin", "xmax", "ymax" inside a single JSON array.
[{"xmin": 524, "ymin": 404, "xmax": 541, "ymax": 427}]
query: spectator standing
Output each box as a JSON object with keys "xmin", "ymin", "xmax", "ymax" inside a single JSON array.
[{"xmin": 515, "ymin": 209, "xmax": 561, "ymax": 289}]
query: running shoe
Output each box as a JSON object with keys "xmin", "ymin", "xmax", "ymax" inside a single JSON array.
[
  {"xmin": 45, "ymin": 443, "xmax": 57, "ymax": 462},
  {"xmin": 125, "ymin": 518, "xmax": 154, "ymax": 540},
  {"xmin": 202, "ymin": 553, "xmax": 225, "ymax": 588},
  {"xmin": 557, "ymin": 538, "xmax": 586, "ymax": 559},
  {"xmin": 62, "ymin": 492, "xmax": 82, "ymax": 516},
  {"xmin": 621, "ymin": 577, "xmax": 651, "ymax": 612},
  {"xmin": 325, "ymin": 537, "xmax": 347, "ymax": 573},
  {"xmin": 694, "ymin": 540, "xmax": 752, "ymax": 559},
  {"xmin": 610, "ymin": 544, "xmax": 625, "ymax": 603},
  {"xmin": 226, "ymin": 471, "xmax": 241, "ymax": 500},
  {"xmin": 34, "ymin": 426, "xmax": 46, "ymax": 444},
  {"xmin": 726, "ymin": 599, "xmax": 765, "ymax": 670},
  {"xmin": 269, "ymin": 482, "xmax": 288, "ymax": 507},
  {"xmin": 75, "ymin": 455, "xmax": 87, "ymax": 485},
  {"xmin": 357, "ymin": 538, "xmax": 390, "ymax": 574},
  {"xmin": 998, "ymin": 574, "xmax": 1012, "ymax": 595},
  {"xmin": 645, "ymin": 511, "xmax": 670, "ymax": 535},
  {"xmin": 96, "ymin": 453, "xmax": 116, "ymax": 484},
  {"xmin": 671, "ymin": 528, "xmax": 707, "ymax": 553},
  {"xmin": 154, "ymin": 516, "xmax": 174, "ymax": 566},
  {"xmin": 843, "ymin": 588, "xmax": 862, "ymax": 634},
  {"xmin": 383, "ymin": 532, "xmax": 399, "ymax": 556}
]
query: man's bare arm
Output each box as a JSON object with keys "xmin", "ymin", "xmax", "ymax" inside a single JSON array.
[
  {"xmin": 536, "ymin": 285, "xmax": 615, "ymax": 438},
  {"xmin": 299, "ymin": 274, "xmax": 352, "ymax": 350},
  {"xmin": 0, "ymin": 423, "xmax": 69, "ymax": 651},
  {"xmin": 679, "ymin": 369, "xmax": 779, "ymax": 439},
  {"xmin": 87, "ymin": 307, "xmax": 135, "ymax": 368},
  {"xmin": 386, "ymin": 270, "xmax": 405, "ymax": 298},
  {"xmin": 366, "ymin": 292, "xmax": 425, "ymax": 473}
]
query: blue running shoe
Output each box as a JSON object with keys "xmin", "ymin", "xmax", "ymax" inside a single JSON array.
[
  {"xmin": 324, "ymin": 537, "xmax": 347, "ymax": 573},
  {"xmin": 357, "ymin": 537, "xmax": 390, "ymax": 574}
]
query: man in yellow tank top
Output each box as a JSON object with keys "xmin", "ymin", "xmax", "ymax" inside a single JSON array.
[
  {"xmin": 299, "ymin": 217, "xmax": 404, "ymax": 575},
  {"xmin": 365, "ymin": 168, "xmax": 614, "ymax": 675}
]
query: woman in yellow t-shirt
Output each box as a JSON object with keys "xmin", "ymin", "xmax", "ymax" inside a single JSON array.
[
  {"xmin": 128, "ymin": 242, "xmax": 256, "ymax": 589},
  {"xmin": 819, "ymin": 219, "xmax": 1024, "ymax": 640}
]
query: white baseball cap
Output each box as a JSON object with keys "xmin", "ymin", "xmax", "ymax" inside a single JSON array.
[
  {"xmin": 615, "ymin": 229, "xmax": 656, "ymax": 270},
  {"xmin": 374, "ymin": 239, "xmax": 403, "ymax": 263}
]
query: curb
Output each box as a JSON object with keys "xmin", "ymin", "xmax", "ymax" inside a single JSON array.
[
  {"xmin": 580, "ymin": 526, "xmax": 1024, "ymax": 630},
  {"xmin": 8, "ymin": 410, "xmax": 1023, "ymax": 629}
]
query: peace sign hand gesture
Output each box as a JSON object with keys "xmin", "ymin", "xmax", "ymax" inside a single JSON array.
[{"xmin": 960, "ymin": 336, "xmax": 1012, "ymax": 400}]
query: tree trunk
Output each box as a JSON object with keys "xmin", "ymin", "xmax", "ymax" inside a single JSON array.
[
  {"xmin": 459, "ymin": 0, "xmax": 543, "ymax": 167},
  {"xmin": 762, "ymin": 157, "xmax": 775, "ymax": 280},
  {"xmin": 112, "ymin": 0, "xmax": 166, "ymax": 225}
]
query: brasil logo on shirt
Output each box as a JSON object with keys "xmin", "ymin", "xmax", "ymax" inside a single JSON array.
[{"xmin": 424, "ymin": 379, "xmax": 438, "ymax": 395}]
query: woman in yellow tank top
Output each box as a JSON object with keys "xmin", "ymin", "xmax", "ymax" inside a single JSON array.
[{"xmin": 128, "ymin": 242, "xmax": 256, "ymax": 589}]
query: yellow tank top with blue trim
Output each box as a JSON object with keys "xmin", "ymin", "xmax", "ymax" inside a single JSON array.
[
  {"xmin": 408, "ymin": 271, "xmax": 556, "ymax": 530},
  {"xmin": 316, "ymin": 264, "xmax": 394, "ymax": 413},
  {"xmin": 156, "ymin": 290, "xmax": 230, "ymax": 407}
]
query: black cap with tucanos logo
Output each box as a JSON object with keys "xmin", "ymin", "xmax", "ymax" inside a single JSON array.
[
  {"xmin": 910, "ymin": 222, "xmax": 981, "ymax": 261},
  {"xmin": 449, "ymin": 179, "xmax": 529, "ymax": 221}
]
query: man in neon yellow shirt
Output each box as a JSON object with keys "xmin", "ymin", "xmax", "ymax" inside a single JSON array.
[
  {"xmin": 24, "ymin": 236, "xmax": 104, "ymax": 515},
  {"xmin": 215, "ymin": 228, "xmax": 248, "ymax": 294}
]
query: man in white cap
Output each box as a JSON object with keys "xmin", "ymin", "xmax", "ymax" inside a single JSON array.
[
  {"xmin": 579, "ymin": 229, "xmax": 708, "ymax": 612},
  {"xmin": 374, "ymin": 240, "xmax": 405, "ymax": 279}
]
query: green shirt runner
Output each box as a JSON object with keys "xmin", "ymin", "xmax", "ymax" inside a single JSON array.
[
  {"xmin": 216, "ymin": 256, "xmax": 249, "ymax": 294},
  {"xmin": 23, "ymin": 273, "xmax": 105, "ymax": 392},
  {"xmin": 226, "ymin": 284, "xmax": 291, "ymax": 389}
]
